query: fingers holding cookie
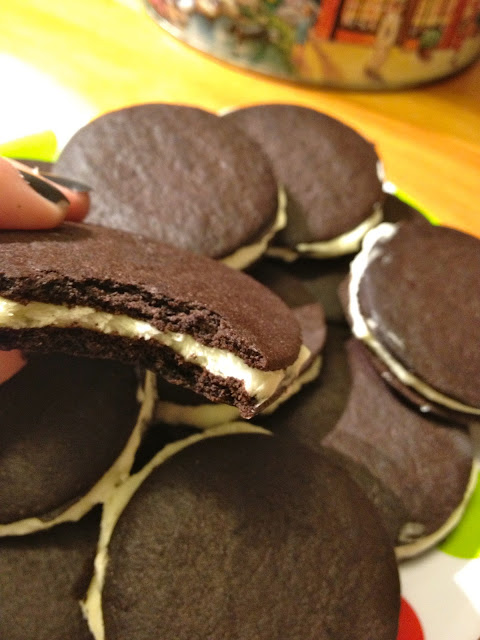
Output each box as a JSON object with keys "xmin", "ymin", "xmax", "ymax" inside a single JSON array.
[{"xmin": 0, "ymin": 157, "xmax": 90, "ymax": 229}]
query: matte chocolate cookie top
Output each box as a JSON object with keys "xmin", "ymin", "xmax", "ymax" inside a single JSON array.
[
  {"xmin": 151, "ymin": 262, "xmax": 327, "ymax": 429},
  {"xmin": 55, "ymin": 104, "xmax": 281, "ymax": 267},
  {"xmin": 91, "ymin": 432, "xmax": 400, "ymax": 640},
  {"xmin": 153, "ymin": 300, "xmax": 326, "ymax": 429},
  {"xmin": 0, "ymin": 353, "xmax": 143, "ymax": 534},
  {"xmin": 0, "ymin": 223, "xmax": 306, "ymax": 417},
  {"xmin": 259, "ymin": 327, "xmax": 475, "ymax": 557},
  {"xmin": 224, "ymin": 103, "xmax": 385, "ymax": 258},
  {"xmin": 348, "ymin": 221, "xmax": 480, "ymax": 413},
  {"xmin": 323, "ymin": 339, "xmax": 475, "ymax": 558},
  {"xmin": 0, "ymin": 508, "xmax": 100, "ymax": 640}
]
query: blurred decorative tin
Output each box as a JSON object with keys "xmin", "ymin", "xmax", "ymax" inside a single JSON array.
[{"xmin": 144, "ymin": 0, "xmax": 480, "ymax": 88}]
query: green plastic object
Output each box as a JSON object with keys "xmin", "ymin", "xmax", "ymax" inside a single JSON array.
[
  {"xmin": 439, "ymin": 469, "xmax": 480, "ymax": 559},
  {"xmin": 0, "ymin": 130, "xmax": 58, "ymax": 162},
  {"xmin": 395, "ymin": 186, "xmax": 439, "ymax": 225}
]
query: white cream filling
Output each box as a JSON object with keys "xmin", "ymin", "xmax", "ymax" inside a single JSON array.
[
  {"xmin": 376, "ymin": 160, "xmax": 386, "ymax": 184},
  {"xmin": 0, "ymin": 370, "xmax": 156, "ymax": 537},
  {"xmin": 221, "ymin": 187, "xmax": 287, "ymax": 270},
  {"xmin": 154, "ymin": 397, "xmax": 240, "ymax": 430},
  {"xmin": 81, "ymin": 422, "xmax": 272, "ymax": 640},
  {"xmin": 349, "ymin": 223, "xmax": 480, "ymax": 416},
  {"xmin": 295, "ymin": 205, "xmax": 383, "ymax": 258},
  {"xmin": 395, "ymin": 460, "xmax": 479, "ymax": 560},
  {"xmin": 266, "ymin": 204, "xmax": 383, "ymax": 262},
  {"xmin": 0, "ymin": 296, "xmax": 310, "ymax": 406},
  {"xmin": 154, "ymin": 355, "xmax": 322, "ymax": 429}
]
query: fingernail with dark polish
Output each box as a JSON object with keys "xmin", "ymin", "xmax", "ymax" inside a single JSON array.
[
  {"xmin": 19, "ymin": 170, "xmax": 70, "ymax": 205},
  {"xmin": 40, "ymin": 172, "xmax": 92, "ymax": 193}
]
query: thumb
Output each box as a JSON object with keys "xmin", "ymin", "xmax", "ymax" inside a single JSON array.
[
  {"xmin": 0, "ymin": 350, "xmax": 26, "ymax": 385},
  {"xmin": 0, "ymin": 157, "xmax": 69, "ymax": 229}
]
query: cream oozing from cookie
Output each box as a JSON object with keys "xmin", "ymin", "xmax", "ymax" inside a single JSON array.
[
  {"xmin": 222, "ymin": 187, "xmax": 287, "ymax": 270},
  {"xmin": 395, "ymin": 459, "xmax": 479, "ymax": 560},
  {"xmin": 154, "ymin": 355, "xmax": 322, "ymax": 429},
  {"xmin": 349, "ymin": 223, "xmax": 480, "ymax": 415},
  {"xmin": 0, "ymin": 297, "xmax": 310, "ymax": 406},
  {"xmin": 267, "ymin": 204, "xmax": 383, "ymax": 262}
]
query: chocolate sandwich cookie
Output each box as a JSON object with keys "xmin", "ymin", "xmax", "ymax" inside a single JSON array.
[
  {"xmin": 55, "ymin": 103, "xmax": 284, "ymax": 269},
  {"xmin": 322, "ymin": 339, "xmax": 476, "ymax": 558},
  {"xmin": 0, "ymin": 353, "xmax": 152, "ymax": 535},
  {"xmin": 280, "ymin": 255, "xmax": 352, "ymax": 323},
  {"xmin": 382, "ymin": 193, "xmax": 429, "ymax": 225},
  {"xmin": 153, "ymin": 300, "xmax": 326, "ymax": 428},
  {"xmin": 258, "ymin": 328, "xmax": 476, "ymax": 556},
  {"xmin": 257, "ymin": 324, "xmax": 352, "ymax": 444},
  {"xmin": 275, "ymin": 193, "xmax": 428, "ymax": 324},
  {"xmin": 346, "ymin": 221, "xmax": 480, "ymax": 416},
  {"xmin": 223, "ymin": 104, "xmax": 385, "ymax": 260},
  {"xmin": 0, "ymin": 223, "xmax": 308, "ymax": 418},
  {"xmin": 0, "ymin": 507, "xmax": 100, "ymax": 640},
  {"xmin": 153, "ymin": 263, "xmax": 326, "ymax": 428},
  {"xmin": 85, "ymin": 430, "xmax": 400, "ymax": 640}
]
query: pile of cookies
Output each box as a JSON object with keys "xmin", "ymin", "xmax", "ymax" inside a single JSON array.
[{"xmin": 0, "ymin": 104, "xmax": 478, "ymax": 640}]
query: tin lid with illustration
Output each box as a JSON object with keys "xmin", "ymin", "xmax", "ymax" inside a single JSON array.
[{"xmin": 144, "ymin": 0, "xmax": 480, "ymax": 89}]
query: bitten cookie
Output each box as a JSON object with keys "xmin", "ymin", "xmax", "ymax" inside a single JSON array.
[
  {"xmin": 153, "ymin": 262, "xmax": 326, "ymax": 428},
  {"xmin": 224, "ymin": 103, "xmax": 385, "ymax": 260},
  {"xmin": 153, "ymin": 300, "xmax": 326, "ymax": 428},
  {"xmin": 0, "ymin": 223, "xmax": 308, "ymax": 418},
  {"xmin": 55, "ymin": 103, "xmax": 284, "ymax": 269}
]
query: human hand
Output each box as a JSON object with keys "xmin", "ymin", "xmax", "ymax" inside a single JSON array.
[
  {"xmin": 0, "ymin": 156, "xmax": 91, "ymax": 382},
  {"xmin": 0, "ymin": 157, "xmax": 90, "ymax": 228}
]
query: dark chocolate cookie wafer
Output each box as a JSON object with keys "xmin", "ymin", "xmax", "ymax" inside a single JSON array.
[
  {"xmin": 86, "ymin": 430, "xmax": 400, "ymax": 640},
  {"xmin": 258, "ymin": 328, "xmax": 475, "ymax": 556},
  {"xmin": 257, "ymin": 324, "xmax": 351, "ymax": 443},
  {"xmin": 0, "ymin": 353, "xmax": 149, "ymax": 535},
  {"xmin": 323, "ymin": 339, "xmax": 476, "ymax": 558},
  {"xmin": 224, "ymin": 104, "xmax": 384, "ymax": 260},
  {"xmin": 346, "ymin": 221, "xmax": 480, "ymax": 416},
  {"xmin": 55, "ymin": 104, "xmax": 283, "ymax": 269},
  {"xmin": 0, "ymin": 222, "xmax": 308, "ymax": 418},
  {"xmin": 280, "ymin": 255, "xmax": 352, "ymax": 323},
  {"xmin": 153, "ymin": 263, "xmax": 326, "ymax": 428},
  {"xmin": 153, "ymin": 300, "xmax": 326, "ymax": 428},
  {"xmin": 382, "ymin": 193, "xmax": 429, "ymax": 225},
  {"xmin": 0, "ymin": 508, "xmax": 100, "ymax": 640},
  {"xmin": 272, "ymin": 193, "xmax": 428, "ymax": 323}
]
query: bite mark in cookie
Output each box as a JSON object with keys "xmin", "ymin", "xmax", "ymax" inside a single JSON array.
[{"xmin": 0, "ymin": 223, "xmax": 308, "ymax": 417}]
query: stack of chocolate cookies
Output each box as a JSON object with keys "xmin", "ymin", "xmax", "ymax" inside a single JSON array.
[{"xmin": 0, "ymin": 103, "xmax": 477, "ymax": 640}]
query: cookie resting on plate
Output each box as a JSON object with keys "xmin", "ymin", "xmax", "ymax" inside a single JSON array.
[
  {"xmin": 224, "ymin": 103, "xmax": 385, "ymax": 260},
  {"xmin": 55, "ymin": 103, "xmax": 285, "ymax": 270},
  {"xmin": 84, "ymin": 430, "xmax": 400, "ymax": 640}
]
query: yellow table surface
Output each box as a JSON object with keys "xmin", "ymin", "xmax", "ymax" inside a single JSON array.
[{"xmin": 1, "ymin": 0, "xmax": 479, "ymax": 236}]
